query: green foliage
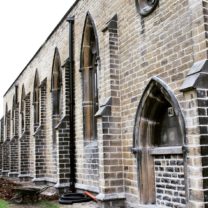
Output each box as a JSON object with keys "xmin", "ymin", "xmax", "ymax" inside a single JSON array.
[
  {"xmin": 0, "ymin": 199, "xmax": 59, "ymax": 208},
  {"xmin": 0, "ymin": 199, "xmax": 9, "ymax": 208}
]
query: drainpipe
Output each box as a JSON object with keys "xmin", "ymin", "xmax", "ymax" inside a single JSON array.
[
  {"xmin": 67, "ymin": 17, "xmax": 74, "ymax": 62},
  {"xmin": 67, "ymin": 16, "xmax": 76, "ymax": 192}
]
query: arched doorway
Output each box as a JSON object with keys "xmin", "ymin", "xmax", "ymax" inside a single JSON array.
[{"xmin": 133, "ymin": 77, "xmax": 186, "ymax": 206}]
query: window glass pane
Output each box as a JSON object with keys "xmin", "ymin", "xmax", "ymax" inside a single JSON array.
[{"xmin": 154, "ymin": 105, "xmax": 182, "ymax": 147}]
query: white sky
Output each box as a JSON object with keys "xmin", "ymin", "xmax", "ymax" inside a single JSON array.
[{"xmin": 0, "ymin": 0, "xmax": 75, "ymax": 116}]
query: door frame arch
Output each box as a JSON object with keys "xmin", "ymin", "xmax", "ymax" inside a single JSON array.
[{"xmin": 132, "ymin": 76, "xmax": 187, "ymax": 205}]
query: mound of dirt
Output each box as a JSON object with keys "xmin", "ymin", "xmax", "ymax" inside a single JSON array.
[
  {"xmin": 0, "ymin": 177, "xmax": 59, "ymax": 202},
  {"xmin": 0, "ymin": 177, "xmax": 20, "ymax": 200}
]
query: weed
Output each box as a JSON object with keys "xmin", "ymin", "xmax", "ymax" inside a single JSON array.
[{"xmin": 0, "ymin": 199, "xmax": 9, "ymax": 208}]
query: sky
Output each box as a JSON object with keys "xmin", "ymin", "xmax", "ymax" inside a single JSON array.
[{"xmin": 0, "ymin": 0, "xmax": 75, "ymax": 116}]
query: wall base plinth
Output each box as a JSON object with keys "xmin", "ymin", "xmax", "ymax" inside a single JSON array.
[{"xmin": 96, "ymin": 193, "xmax": 126, "ymax": 208}]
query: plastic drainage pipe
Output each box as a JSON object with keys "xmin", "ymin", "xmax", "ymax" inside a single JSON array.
[
  {"xmin": 66, "ymin": 16, "xmax": 76, "ymax": 193},
  {"xmin": 59, "ymin": 193, "xmax": 92, "ymax": 204}
]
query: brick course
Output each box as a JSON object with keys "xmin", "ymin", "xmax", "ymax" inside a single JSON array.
[
  {"xmin": 154, "ymin": 155, "xmax": 186, "ymax": 207},
  {"xmin": 19, "ymin": 93, "xmax": 31, "ymax": 181},
  {"xmin": 34, "ymin": 80, "xmax": 47, "ymax": 180}
]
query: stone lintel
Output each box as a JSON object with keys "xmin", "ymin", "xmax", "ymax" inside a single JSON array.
[
  {"xmin": 62, "ymin": 58, "xmax": 71, "ymax": 68},
  {"xmin": 33, "ymin": 124, "xmax": 42, "ymax": 136},
  {"xmin": 55, "ymin": 182, "xmax": 70, "ymax": 188},
  {"xmin": 3, "ymin": 139, "xmax": 10, "ymax": 144},
  {"xmin": 187, "ymin": 60, "xmax": 208, "ymax": 75},
  {"xmin": 96, "ymin": 192, "xmax": 126, "ymax": 201},
  {"xmin": 150, "ymin": 146, "xmax": 183, "ymax": 155},
  {"xmin": 95, "ymin": 97, "xmax": 112, "ymax": 117},
  {"xmin": 75, "ymin": 183, "xmax": 99, "ymax": 193},
  {"xmin": 2, "ymin": 171, "xmax": 9, "ymax": 177},
  {"xmin": 32, "ymin": 177, "xmax": 44, "ymax": 182},
  {"xmin": 102, "ymin": 14, "xmax": 118, "ymax": 32},
  {"xmin": 10, "ymin": 135, "xmax": 18, "ymax": 142},
  {"xmin": 55, "ymin": 116, "xmax": 69, "ymax": 129},
  {"xmin": 33, "ymin": 177, "xmax": 57, "ymax": 184},
  {"xmin": 25, "ymin": 92, "xmax": 31, "ymax": 100},
  {"xmin": 8, "ymin": 172, "xmax": 19, "ymax": 177},
  {"xmin": 2, "ymin": 170, "xmax": 9, "ymax": 173},
  {"xmin": 180, "ymin": 59, "xmax": 208, "ymax": 92},
  {"xmin": 19, "ymin": 131, "xmax": 26, "ymax": 141},
  {"xmin": 39, "ymin": 78, "xmax": 47, "ymax": 88},
  {"xmin": 18, "ymin": 174, "xmax": 31, "ymax": 178}
]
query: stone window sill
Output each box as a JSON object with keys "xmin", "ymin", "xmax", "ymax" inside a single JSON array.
[
  {"xmin": 84, "ymin": 140, "xmax": 98, "ymax": 148},
  {"xmin": 55, "ymin": 115, "xmax": 69, "ymax": 129},
  {"xmin": 150, "ymin": 146, "xmax": 182, "ymax": 155},
  {"xmin": 33, "ymin": 124, "xmax": 42, "ymax": 136}
]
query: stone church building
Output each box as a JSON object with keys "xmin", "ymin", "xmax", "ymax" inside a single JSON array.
[{"xmin": 0, "ymin": 0, "xmax": 208, "ymax": 207}]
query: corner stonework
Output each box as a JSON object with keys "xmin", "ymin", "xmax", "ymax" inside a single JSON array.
[
  {"xmin": 181, "ymin": 59, "xmax": 208, "ymax": 207},
  {"xmin": 0, "ymin": 117, "xmax": 4, "ymax": 176},
  {"xmin": 54, "ymin": 59, "xmax": 71, "ymax": 192},
  {"xmin": 19, "ymin": 93, "xmax": 31, "ymax": 181},
  {"xmin": 96, "ymin": 14, "xmax": 125, "ymax": 208},
  {"xmin": 33, "ymin": 79, "xmax": 47, "ymax": 183},
  {"xmin": 2, "ymin": 111, "xmax": 11, "ymax": 177},
  {"xmin": 9, "ymin": 103, "xmax": 19, "ymax": 178}
]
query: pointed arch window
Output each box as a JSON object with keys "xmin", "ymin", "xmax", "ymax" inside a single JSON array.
[
  {"xmin": 33, "ymin": 70, "xmax": 40, "ymax": 127},
  {"xmin": 133, "ymin": 77, "xmax": 185, "ymax": 205},
  {"xmin": 5, "ymin": 104, "xmax": 8, "ymax": 124},
  {"xmin": 20, "ymin": 85, "xmax": 25, "ymax": 133},
  {"xmin": 4, "ymin": 104, "xmax": 8, "ymax": 140},
  {"xmin": 12, "ymin": 96, "xmax": 15, "ymax": 136},
  {"xmin": 51, "ymin": 47, "xmax": 63, "ymax": 116},
  {"xmin": 12, "ymin": 85, "xmax": 18, "ymax": 136},
  {"xmin": 80, "ymin": 13, "xmax": 99, "ymax": 141},
  {"xmin": 0, "ymin": 117, "xmax": 4, "ymax": 143}
]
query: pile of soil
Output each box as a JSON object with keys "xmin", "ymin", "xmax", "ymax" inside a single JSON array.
[
  {"xmin": 0, "ymin": 177, "xmax": 59, "ymax": 202},
  {"xmin": 0, "ymin": 177, "xmax": 20, "ymax": 200},
  {"xmin": 41, "ymin": 191, "xmax": 59, "ymax": 201}
]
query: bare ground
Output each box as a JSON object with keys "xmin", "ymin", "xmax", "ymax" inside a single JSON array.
[
  {"xmin": 9, "ymin": 201, "xmax": 99, "ymax": 208},
  {"xmin": 0, "ymin": 178, "xmax": 99, "ymax": 208}
]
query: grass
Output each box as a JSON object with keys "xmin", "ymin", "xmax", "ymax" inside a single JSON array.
[
  {"xmin": 0, "ymin": 199, "xmax": 9, "ymax": 208},
  {"xmin": 0, "ymin": 199, "xmax": 59, "ymax": 208},
  {"xmin": 39, "ymin": 201, "xmax": 59, "ymax": 208}
]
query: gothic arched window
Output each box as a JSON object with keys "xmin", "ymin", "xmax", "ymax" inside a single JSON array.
[
  {"xmin": 4, "ymin": 104, "xmax": 8, "ymax": 139},
  {"xmin": 33, "ymin": 70, "xmax": 40, "ymax": 128},
  {"xmin": 12, "ymin": 96, "xmax": 15, "ymax": 136},
  {"xmin": 80, "ymin": 13, "xmax": 99, "ymax": 141},
  {"xmin": 20, "ymin": 85, "xmax": 25, "ymax": 133},
  {"xmin": 51, "ymin": 47, "xmax": 62, "ymax": 117}
]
